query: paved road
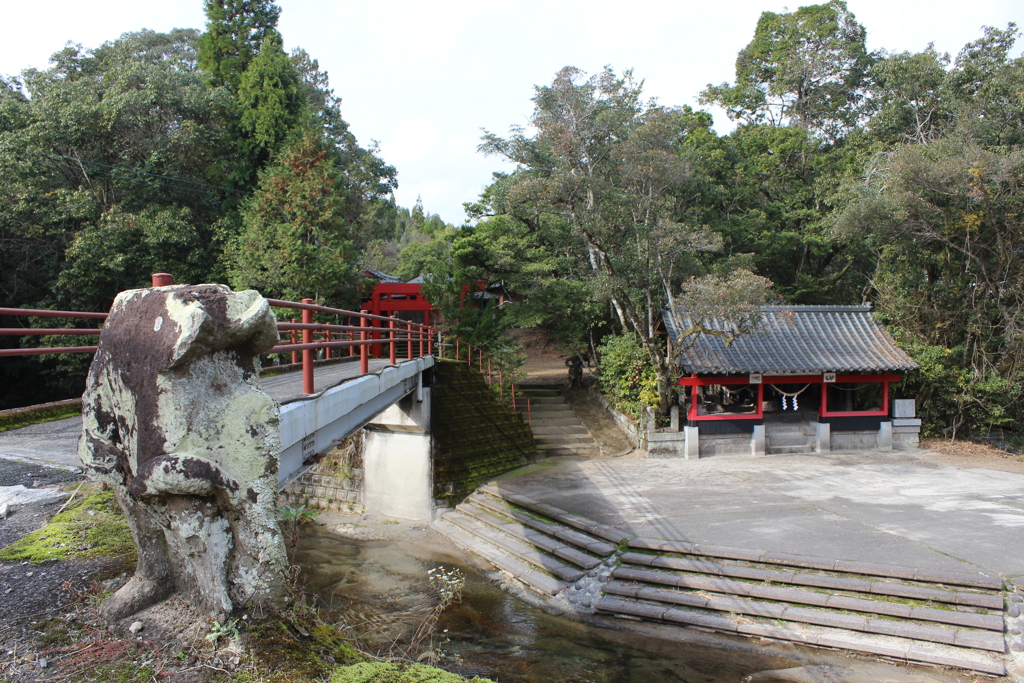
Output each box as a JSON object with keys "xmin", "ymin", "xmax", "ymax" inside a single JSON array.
[
  {"xmin": 495, "ymin": 449, "xmax": 1024, "ymax": 580},
  {"xmin": 0, "ymin": 358, "xmax": 394, "ymax": 470}
]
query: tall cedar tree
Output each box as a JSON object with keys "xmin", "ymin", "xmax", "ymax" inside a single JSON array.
[{"xmin": 197, "ymin": 0, "xmax": 282, "ymax": 92}]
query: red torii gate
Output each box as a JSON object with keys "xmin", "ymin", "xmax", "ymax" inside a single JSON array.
[{"xmin": 363, "ymin": 282, "xmax": 435, "ymax": 358}]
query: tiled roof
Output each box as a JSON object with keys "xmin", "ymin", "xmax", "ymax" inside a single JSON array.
[
  {"xmin": 363, "ymin": 268, "xmax": 402, "ymax": 283},
  {"xmin": 664, "ymin": 305, "xmax": 918, "ymax": 375}
]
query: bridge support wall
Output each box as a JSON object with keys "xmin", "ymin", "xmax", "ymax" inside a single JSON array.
[{"xmin": 362, "ymin": 390, "xmax": 435, "ymax": 521}]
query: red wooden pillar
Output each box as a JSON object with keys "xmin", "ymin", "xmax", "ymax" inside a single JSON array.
[
  {"xmin": 290, "ymin": 319, "xmax": 298, "ymax": 365},
  {"xmin": 389, "ymin": 319, "xmax": 396, "ymax": 365},
  {"xmin": 301, "ymin": 299, "xmax": 314, "ymax": 395},
  {"xmin": 324, "ymin": 316, "xmax": 332, "ymax": 360},
  {"xmin": 424, "ymin": 311, "xmax": 433, "ymax": 355},
  {"xmin": 360, "ymin": 312, "xmax": 369, "ymax": 375}
]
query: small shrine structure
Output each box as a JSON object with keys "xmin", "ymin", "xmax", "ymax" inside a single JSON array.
[{"xmin": 660, "ymin": 305, "xmax": 921, "ymax": 458}]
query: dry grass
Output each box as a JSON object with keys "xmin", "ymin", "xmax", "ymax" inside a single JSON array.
[{"xmin": 920, "ymin": 437, "xmax": 1021, "ymax": 461}]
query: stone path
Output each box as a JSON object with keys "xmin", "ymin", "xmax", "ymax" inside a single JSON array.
[{"xmin": 493, "ymin": 449, "xmax": 1024, "ymax": 580}]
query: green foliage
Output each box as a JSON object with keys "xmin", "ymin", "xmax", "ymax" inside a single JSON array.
[
  {"xmin": 701, "ymin": 0, "xmax": 872, "ymax": 141},
  {"xmin": 235, "ymin": 32, "xmax": 305, "ymax": 174},
  {"xmin": 206, "ymin": 618, "xmax": 241, "ymax": 645},
  {"xmin": 0, "ymin": 484, "xmax": 135, "ymax": 563},
  {"xmin": 197, "ymin": 0, "xmax": 282, "ymax": 92},
  {"xmin": 229, "ymin": 129, "xmax": 359, "ymax": 302},
  {"xmin": 330, "ymin": 662, "xmax": 492, "ymax": 683},
  {"xmin": 596, "ymin": 335, "xmax": 659, "ymax": 421}
]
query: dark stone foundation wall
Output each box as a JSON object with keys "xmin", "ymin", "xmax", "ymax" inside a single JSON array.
[{"xmin": 431, "ymin": 359, "xmax": 537, "ymax": 505}]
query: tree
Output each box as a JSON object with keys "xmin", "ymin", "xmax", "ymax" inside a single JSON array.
[
  {"xmin": 868, "ymin": 47, "xmax": 950, "ymax": 145},
  {"xmin": 197, "ymin": 0, "xmax": 282, "ymax": 92},
  {"xmin": 235, "ymin": 32, "xmax": 305, "ymax": 172},
  {"xmin": 837, "ymin": 137, "xmax": 1024, "ymax": 436},
  {"xmin": 228, "ymin": 128, "xmax": 358, "ymax": 303},
  {"xmin": 701, "ymin": 0, "xmax": 872, "ymax": 142},
  {"xmin": 481, "ymin": 66, "xmax": 771, "ymax": 413}
]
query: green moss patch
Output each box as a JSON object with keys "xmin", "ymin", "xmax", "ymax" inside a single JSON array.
[
  {"xmin": 0, "ymin": 484, "xmax": 135, "ymax": 563},
  {"xmin": 237, "ymin": 616, "xmax": 363, "ymax": 682},
  {"xmin": 330, "ymin": 662, "xmax": 493, "ymax": 683},
  {"xmin": 0, "ymin": 402, "xmax": 82, "ymax": 433}
]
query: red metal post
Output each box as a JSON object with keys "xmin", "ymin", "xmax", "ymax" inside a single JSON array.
[
  {"xmin": 419, "ymin": 326, "xmax": 424, "ymax": 358},
  {"xmin": 360, "ymin": 312, "xmax": 369, "ymax": 374},
  {"xmin": 151, "ymin": 273, "xmax": 173, "ymax": 287},
  {"xmin": 479, "ymin": 348, "xmax": 483, "ymax": 372},
  {"xmin": 324, "ymin": 318, "xmax": 332, "ymax": 360},
  {"xmin": 406, "ymin": 322, "xmax": 413, "ymax": 359},
  {"xmin": 467, "ymin": 344, "xmax": 472, "ymax": 367},
  {"xmin": 455, "ymin": 339, "xmax": 459, "ymax": 360},
  {"xmin": 302, "ymin": 299, "xmax": 314, "ymax": 395},
  {"xmin": 427, "ymin": 327, "xmax": 433, "ymax": 356},
  {"xmin": 290, "ymin": 319, "xmax": 299, "ymax": 365},
  {"xmin": 389, "ymin": 319, "xmax": 396, "ymax": 365}
]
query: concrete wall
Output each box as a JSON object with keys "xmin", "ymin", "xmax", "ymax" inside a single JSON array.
[
  {"xmin": 363, "ymin": 422, "xmax": 433, "ymax": 521},
  {"xmin": 831, "ymin": 429, "xmax": 883, "ymax": 451}
]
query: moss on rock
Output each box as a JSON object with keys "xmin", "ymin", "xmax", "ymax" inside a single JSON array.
[
  {"xmin": 330, "ymin": 662, "xmax": 493, "ymax": 683},
  {"xmin": 0, "ymin": 484, "xmax": 135, "ymax": 564}
]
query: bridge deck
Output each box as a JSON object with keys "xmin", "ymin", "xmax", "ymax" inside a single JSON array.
[
  {"xmin": 259, "ymin": 359, "xmax": 392, "ymax": 402},
  {"xmin": 0, "ymin": 357, "xmax": 415, "ymax": 470}
]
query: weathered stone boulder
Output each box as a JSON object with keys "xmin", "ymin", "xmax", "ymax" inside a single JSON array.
[{"xmin": 79, "ymin": 284, "xmax": 287, "ymax": 619}]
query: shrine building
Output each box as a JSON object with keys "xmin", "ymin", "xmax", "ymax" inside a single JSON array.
[{"xmin": 660, "ymin": 305, "xmax": 921, "ymax": 458}]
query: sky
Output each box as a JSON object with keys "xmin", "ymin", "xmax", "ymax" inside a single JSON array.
[{"xmin": 2, "ymin": 1, "xmax": 1021, "ymax": 225}]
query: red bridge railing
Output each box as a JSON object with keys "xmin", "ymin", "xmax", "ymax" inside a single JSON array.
[{"xmin": 0, "ymin": 274, "xmax": 529, "ymax": 421}]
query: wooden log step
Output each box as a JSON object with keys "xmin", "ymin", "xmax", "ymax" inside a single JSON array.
[
  {"xmin": 618, "ymin": 551, "xmax": 1003, "ymax": 610},
  {"xmin": 480, "ymin": 486, "xmax": 631, "ymax": 544},
  {"xmin": 595, "ymin": 596, "xmax": 1006, "ymax": 676},
  {"xmin": 603, "ymin": 581, "xmax": 1005, "ymax": 653},
  {"xmin": 444, "ymin": 511, "xmax": 584, "ymax": 583},
  {"xmin": 456, "ymin": 502, "xmax": 602, "ymax": 570},
  {"xmin": 628, "ymin": 537, "xmax": 1003, "ymax": 590},
  {"xmin": 433, "ymin": 519, "xmax": 567, "ymax": 596},
  {"xmin": 614, "ymin": 562, "xmax": 1002, "ymax": 630},
  {"xmin": 472, "ymin": 494, "xmax": 617, "ymax": 556}
]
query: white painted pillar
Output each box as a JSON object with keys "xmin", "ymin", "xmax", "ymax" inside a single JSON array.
[
  {"xmin": 751, "ymin": 425, "xmax": 765, "ymax": 457},
  {"xmin": 877, "ymin": 421, "xmax": 893, "ymax": 452},
  {"xmin": 809, "ymin": 421, "xmax": 831, "ymax": 454},
  {"xmin": 684, "ymin": 425, "xmax": 700, "ymax": 459}
]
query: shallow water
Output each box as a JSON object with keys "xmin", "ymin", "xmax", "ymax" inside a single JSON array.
[{"xmin": 294, "ymin": 526, "xmax": 802, "ymax": 683}]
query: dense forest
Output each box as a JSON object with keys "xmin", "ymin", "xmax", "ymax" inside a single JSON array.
[{"xmin": 1, "ymin": 1, "xmax": 1021, "ymax": 441}]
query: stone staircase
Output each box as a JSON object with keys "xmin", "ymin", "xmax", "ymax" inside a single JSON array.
[
  {"xmin": 434, "ymin": 486, "xmax": 1015, "ymax": 676},
  {"xmin": 518, "ymin": 385, "xmax": 600, "ymax": 457},
  {"xmin": 766, "ymin": 421, "xmax": 816, "ymax": 455}
]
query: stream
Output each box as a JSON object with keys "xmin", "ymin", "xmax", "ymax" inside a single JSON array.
[{"xmin": 293, "ymin": 525, "xmax": 804, "ymax": 682}]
